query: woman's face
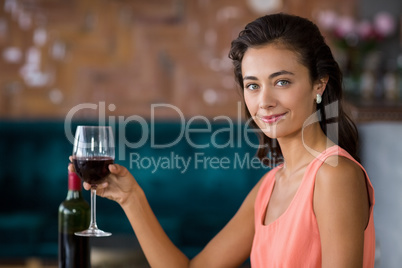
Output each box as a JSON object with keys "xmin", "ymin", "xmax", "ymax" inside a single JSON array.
[{"xmin": 242, "ymin": 44, "xmax": 322, "ymax": 140}]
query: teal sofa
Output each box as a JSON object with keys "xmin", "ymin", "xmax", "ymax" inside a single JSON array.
[{"xmin": 0, "ymin": 120, "xmax": 269, "ymax": 259}]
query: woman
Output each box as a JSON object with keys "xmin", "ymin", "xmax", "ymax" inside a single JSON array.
[{"xmin": 70, "ymin": 13, "xmax": 375, "ymax": 267}]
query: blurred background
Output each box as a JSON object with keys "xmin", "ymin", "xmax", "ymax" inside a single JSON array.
[{"xmin": 0, "ymin": 0, "xmax": 401, "ymax": 267}]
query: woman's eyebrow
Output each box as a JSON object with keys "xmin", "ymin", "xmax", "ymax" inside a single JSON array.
[
  {"xmin": 243, "ymin": 75, "xmax": 258, "ymax": 81},
  {"xmin": 243, "ymin": 70, "xmax": 295, "ymax": 81},
  {"xmin": 269, "ymin": 70, "xmax": 295, "ymax": 79}
]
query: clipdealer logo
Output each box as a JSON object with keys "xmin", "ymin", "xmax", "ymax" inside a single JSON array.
[
  {"xmin": 63, "ymin": 102, "xmax": 278, "ymax": 172},
  {"xmin": 64, "ymin": 100, "xmax": 339, "ymax": 172}
]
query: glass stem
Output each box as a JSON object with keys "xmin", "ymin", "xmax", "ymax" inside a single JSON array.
[{"xmin": 89, "ymin": 186, "xmax": 98, "ymax": 230}]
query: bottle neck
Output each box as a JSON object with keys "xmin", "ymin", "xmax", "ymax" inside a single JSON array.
[
  {"xmin": 66, "ymin": 189, "xmax": 84, "ymax": 200},
  {"xmin": 69, "ymin": 171, "xmax": 82, "ymax": 191},
  {"xmin": 66, "ymin": 171, "xmax": 83, "ymax": 200}
]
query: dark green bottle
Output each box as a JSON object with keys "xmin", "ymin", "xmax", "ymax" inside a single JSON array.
[{"xmin": 58, "ymin": 170, "xmax": 91, "ymax": 268}]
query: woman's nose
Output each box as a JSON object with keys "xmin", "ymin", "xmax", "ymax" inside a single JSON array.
[{"xmin": 258, "ymin": 88, "xmax": 276, "ymax": 109}]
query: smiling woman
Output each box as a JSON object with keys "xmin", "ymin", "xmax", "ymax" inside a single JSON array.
[
  {"xmin": 241, "ymin": 44, "xmax": 324, "ymax": 141},
  {"xmin": 230, "ymin": 14, "xmax": 359, "ymax": 164},
  {"xmin": 229, "ymin": 13, "xmax": 375, "ymax": 267},
  {"xmin": 68, "ymin": 13, "xmax": 376, "ymax": 268}
]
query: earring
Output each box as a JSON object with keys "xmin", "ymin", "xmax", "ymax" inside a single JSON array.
[{"xmin": 316, "ymin": 94, "xmax": 322, "ymax": 104}]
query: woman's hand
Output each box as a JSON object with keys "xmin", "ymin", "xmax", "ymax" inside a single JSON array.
[{"xmin": 68, "ymin": 160, "xmax": 140, "ymax": 207}]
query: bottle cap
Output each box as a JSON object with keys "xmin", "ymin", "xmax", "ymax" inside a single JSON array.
[{"xmin": 68, "ymin": 170, "xmax": 82, "ymax": 191}]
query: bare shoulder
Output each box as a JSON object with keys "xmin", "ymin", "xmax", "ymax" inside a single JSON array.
[
  {"xmin": 315, "ymin": 155, "xmax": 366, "ymax": 192},
  {"xmin": 314, "ymin": 155, "xmax": 369, "ymax": 230},
  {"xmin": 314, "ymin": 155, "xmax": 370, "ymax": 266}
]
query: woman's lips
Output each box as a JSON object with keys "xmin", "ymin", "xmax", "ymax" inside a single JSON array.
[{"xmin": 258, "ymin": 113, "xmax": 287, "ymax": 124}]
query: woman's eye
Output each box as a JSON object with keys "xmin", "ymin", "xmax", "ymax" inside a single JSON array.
[
  {"xmin": 246, "ymin": 84, "xmax": 259, "ymax": 91},
  {"xmin": 276, "ymin": 80, "xmax": 290, "ymax": 87}
]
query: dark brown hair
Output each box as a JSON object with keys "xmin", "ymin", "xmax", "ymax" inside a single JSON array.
[{"xmin": 229, "ymin": 13, "xmax": 360, "ymax": 163}]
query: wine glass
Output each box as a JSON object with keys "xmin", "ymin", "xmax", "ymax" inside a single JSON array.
[{"xmin": 72, "ymin": 126, "xmax": 115, "ymax": 237}]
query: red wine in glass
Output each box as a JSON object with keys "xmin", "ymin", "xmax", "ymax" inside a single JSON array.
[
  {"xmin": 73, "ymin": 157, "xmax": 114, "ymax": 186},
  {"xmin": 72, "ymin": 125, "xmax": 114, "ymax": 237}
]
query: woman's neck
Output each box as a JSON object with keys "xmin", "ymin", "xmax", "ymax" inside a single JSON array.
[{"xmin": 277, "ymin": 122, "xmax": 332, "ymax": 173}]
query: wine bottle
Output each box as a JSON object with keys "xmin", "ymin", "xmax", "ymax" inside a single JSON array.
[{"xmin": 58, "ymin": 170, "xmax": 91, "ymax": 268}]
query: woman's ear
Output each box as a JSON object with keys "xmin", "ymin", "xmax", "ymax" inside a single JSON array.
[{"xmin": 315, "ymin": 75, "xmax": 329, "ymax": 95}]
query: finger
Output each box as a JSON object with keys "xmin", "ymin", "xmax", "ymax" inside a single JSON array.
[
  {"xmin": 83, "ymin": 181, "xmax": 108, "ymax": 191},
  {"xmin": 68, "ymin": 163, "xmax": 75, "ymax": 172},
  {"xmin": 83, "ymin": 182, "xmax": 91, "ymax": 191},
  {"xmin": 109, "ymin": 163, "xmax": 129, "ymax": 177},
  {"xmin": 69, "ymin": 156, "xmax": 73, "ymax": 162}
]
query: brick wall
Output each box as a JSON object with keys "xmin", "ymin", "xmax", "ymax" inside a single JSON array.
[{"xmin": 0, "ymin": 0, "xmax": 356, "ymax": 119}]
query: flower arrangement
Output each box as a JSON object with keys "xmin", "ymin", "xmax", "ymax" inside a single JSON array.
[
  {"xmin": 317, "ymin": 10, "xmax": 396, "ymax": 52},
  {"xmin": 316, "ymin": 10, "xmax": 397, "ymax": 78}
]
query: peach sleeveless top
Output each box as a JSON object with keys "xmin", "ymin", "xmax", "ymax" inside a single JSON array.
[{"xmin": 250, "ymin": 146, "xmax": 375, "ymax": 267}]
